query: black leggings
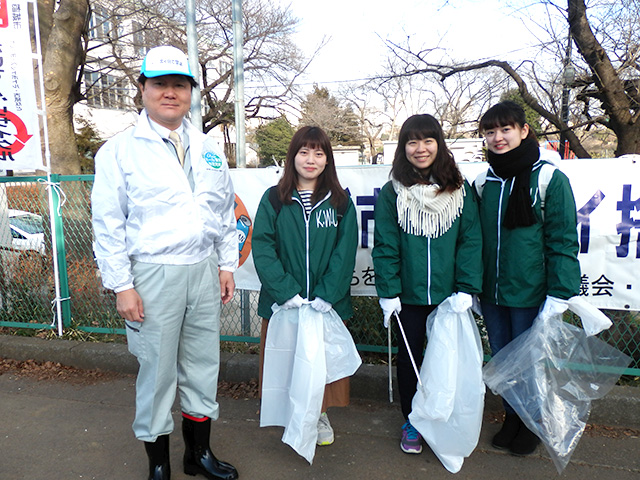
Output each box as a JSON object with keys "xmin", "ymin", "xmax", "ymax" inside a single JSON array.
[{"xmin": 394, "ymin": 303, "xmax": 437, "ymax": 420}]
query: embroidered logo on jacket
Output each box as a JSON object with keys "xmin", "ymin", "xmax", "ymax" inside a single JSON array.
[
  {"xmin": 315, "ymin": 209, "xmax": 338, "ymax": 228},
  {"xmin": 203, "ymin": 151, "xmax": 222, "ymax": 169}
]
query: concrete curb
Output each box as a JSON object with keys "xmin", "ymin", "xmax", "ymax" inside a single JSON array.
[{"xmin": 2, "ymin": 334, "xmax": 639, "ymax": 428}]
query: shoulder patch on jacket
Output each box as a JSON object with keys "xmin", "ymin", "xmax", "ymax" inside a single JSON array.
[{"xmin": 203, "ymin": 150, "xmax": 223, "ymax": 169}]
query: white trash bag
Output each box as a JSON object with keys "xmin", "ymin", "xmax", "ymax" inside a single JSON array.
[
  {"xmin": 567, "ymin": 296, "xmax": 612, "ymax": 337},
  {"xmin": 260, "ymin": 304, "xmax": 361, "ymax": 463},
  {"xmin": 408, "ymin": 297, "xmax": 485, "ymax": 473},
  {"xmin": 483, "ymin": 305, "xmax": 631, "ymax": 474}
]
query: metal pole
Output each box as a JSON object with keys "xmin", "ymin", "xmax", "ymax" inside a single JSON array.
[
  {"xmin": 232, "ymin": 0, "xmax": 250, "ymax": 332},
  {"xmin": 388, "ymin": 321, "xmax": 393, "ymax": 403},
  {"xmin": 186, "ymin": 0, "xmax": 203, "ymax": 131},
  {"xmin": 46, "ymin": 174, "xmax": 71, "ymax": 334},
  {"xmin": 232, "ymin": 0, "xmax": 246, "ymax": 167},
  {"xmin": 32, "ymin": 0, "xmax": 66, "ymax": 334},
  {"xmin": 559, "ymin": 35, "xmax": 572, "ymax": 159}
]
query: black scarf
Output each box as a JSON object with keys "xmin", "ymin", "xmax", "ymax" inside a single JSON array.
[{"xmin": 487, "ymin": 137, "xmax": 540, "ymax": 229}]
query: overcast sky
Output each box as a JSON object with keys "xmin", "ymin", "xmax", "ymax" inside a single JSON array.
[{"xmin": 283, "ymin": 0, "xmax": 546, "ymax": 87}]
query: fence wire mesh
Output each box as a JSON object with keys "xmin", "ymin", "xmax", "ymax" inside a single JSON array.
[
  {"xmin": 0, "ymin": 176, "xmax": 638, "ymax": 375},
  {"xmin": 0, "ymin": 177, "xmax": 52, "ymax": 329}
]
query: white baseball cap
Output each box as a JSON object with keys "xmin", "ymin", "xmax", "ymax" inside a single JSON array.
[{"xmin": 140, "ymin": 46, "xmax": 195, "ymax": 79}]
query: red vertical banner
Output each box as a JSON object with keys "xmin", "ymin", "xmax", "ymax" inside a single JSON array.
[
  {"xmin": 0, "ymin": 0, "xmax": 7, "ymax": 28},
  {"xmin": 0, "ymin": 0, "xmax": 44, "ymax": 171}
]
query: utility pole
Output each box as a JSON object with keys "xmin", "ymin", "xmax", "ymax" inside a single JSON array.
[
  {"xmin": 232, "ymin": 0, "xmax": 246, "ymax": 168},
  {"xmin": 185, "ymin": 0, "xmax": 202, "ymax": 131},
  {"xmin": 232, "ymin": 0, "xmax": 250, "ymax": 335}
]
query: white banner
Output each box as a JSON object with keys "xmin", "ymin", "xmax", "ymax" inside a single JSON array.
[
  {"xmin": 0, "ymin": 0, "xmax": 43, "ymax": 171},
  {"xmin": 230, "ymin": 157, "xmax": 639, "ymax": 311}
]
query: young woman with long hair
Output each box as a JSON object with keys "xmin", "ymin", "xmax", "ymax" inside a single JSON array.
[
  {"xmin": 253, "ymin": 126, "xmax": 358, "ymax": 447},
  {"xmin": 475, "ymin": 101, "xmax": 580, "ymax": 455},
  {"xmin": 372, "ymin": 114, "xmax": 483, "ymax": 454}
]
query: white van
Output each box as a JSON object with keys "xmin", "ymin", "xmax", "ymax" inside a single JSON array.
[{"xmin": 7, "ymin": 209, "xmax": 45, "ymax": 255}]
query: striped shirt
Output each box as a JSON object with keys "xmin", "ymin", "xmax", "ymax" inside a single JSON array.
[{"xmin": 298, "ymin": 190, "xmax": 313, "ymax": 218}]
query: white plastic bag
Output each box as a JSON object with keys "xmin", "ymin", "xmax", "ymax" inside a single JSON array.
[
  {"xmin": 260, "ymin": 304, "xmax": 361, "ymax": 463},
  {"xmin": 323, "ymin": 310, "xmax": 363, "ymax": 383},
  {"xmin": 567, "ymin": 296, "xmax": 612, "ymax": 336},
  {"xmin": 483, "ymin": 312, "xmax": 631, "ymax": 473},
  {"xmin": 408, "ymin": 297, "xmax": 485, "ymax": 473}
]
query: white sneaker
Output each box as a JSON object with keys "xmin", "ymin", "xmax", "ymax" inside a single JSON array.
[{"xmin": 316, "ymin": 412, "xmax": 335, "ymax": 446}]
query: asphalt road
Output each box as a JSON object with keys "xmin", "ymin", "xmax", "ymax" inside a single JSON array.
[{"xmin": 1, "ymin": 369, "xmax": 639, "ymax": 480}]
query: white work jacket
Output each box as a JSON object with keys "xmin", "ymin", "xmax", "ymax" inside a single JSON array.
[{"xmin": 92, "ymin": 110, "xmax": 238, "ymax": 292}]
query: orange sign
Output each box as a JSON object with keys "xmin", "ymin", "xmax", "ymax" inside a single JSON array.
[{"xmin": 234, "ymin": 194, "xmax": 253, "ymax": 267}]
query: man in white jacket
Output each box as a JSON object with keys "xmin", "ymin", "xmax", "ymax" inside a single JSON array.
[{"xmin": 92, "ymin": 46, "xmax": 238, "ymax": 480}]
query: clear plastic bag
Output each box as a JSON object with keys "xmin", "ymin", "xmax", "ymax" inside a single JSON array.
[
  {"xmin": 260, "ymin": 304, "xmax": 361, "ymax": 463},
  {"xmin": 483, "ymin": 312, "xmax": 631, "ymax": 473},
  {"xmin": 408, "ymin": 297, "xmax": 485, "ymax": 473}
]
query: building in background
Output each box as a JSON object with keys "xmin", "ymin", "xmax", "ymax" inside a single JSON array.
[{"xmin": 74, "ymin": 3, "xmax": 227, "ymax": 146}]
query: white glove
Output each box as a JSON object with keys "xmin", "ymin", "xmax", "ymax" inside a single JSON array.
[
  {"xmin": 379, "ymin": 297, "xmax": 401, "ymax": 328},
  {"xmin": 539, "ymin": 296, "xmax": 569, "ymax": 321},
  {"xmin": 311, "ymin": 297, "xmax": 332, "ymax": 313},
  {"xmin": 448, "ymin": 292, "xmax": 473, "ymax": 313},
  {"xmin": 281, "ymin": 294, "xmax": 304, "ymax": 310},
  {"xmin": 471, "ymin": 295, "xmax": 482, "ymax": 316}
]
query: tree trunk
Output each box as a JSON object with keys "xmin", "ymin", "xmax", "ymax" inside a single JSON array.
[
  {"xmin": 42, "ymin": 0, "xmax": 88, "ymax": 174},
  {"xmin": 614, "ymin": 125, "xmax": 640, "ymax": 157},
  {"xmin": 568, "ymin": 0, "xmax": 640, "ymax": 155},
  {"xmin": 31, "ymin": 0, "xmax": 54, "ymax": 58}
]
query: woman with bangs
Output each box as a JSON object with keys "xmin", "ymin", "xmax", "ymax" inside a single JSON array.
[
  {"xmin": 475, "ymin": 101, "xmax": 580, "ymax": 456},
  {"xmin": 372, "ymin": 114, "xmax": 483, "ymax": 454},
  {"xmin": 252, "ymin": 125, "xmax": 358, "ymax": 448}
]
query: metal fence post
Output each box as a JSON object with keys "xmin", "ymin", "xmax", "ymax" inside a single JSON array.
[
  {"xmin": 50, "ymin": 174, "xmax": 72, "ymax": 327},
  {"xmin": 240, "ymin": 289, "xmax": 251, "ymax": 336}
]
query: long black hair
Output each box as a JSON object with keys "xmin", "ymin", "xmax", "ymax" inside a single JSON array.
[
  {"xmin": 391, "ymin": 114, "xmax": 463, "ymax": 192},
  {"xmin": 277, "ymin": 126, "xmax": 348, "ymax": 208}
]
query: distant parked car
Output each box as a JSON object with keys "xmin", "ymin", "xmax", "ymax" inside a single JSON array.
[{"xmin": 8, "ymin": 209, "xmax": 45, "ymax": 255}]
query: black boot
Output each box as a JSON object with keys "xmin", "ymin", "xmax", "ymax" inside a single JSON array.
[
  {"xmin": 182, "ymin": 415, "xmax": 238, "ymax": 480},
  {"xmin": 510, "ymin": 422, "xmax": 541, "ymax": 456},
  {"xmin": 144, "ymin": 435, "xmax": 171, "ymax": 480},
  {"xmin": 492, "ymin": 413, "xmax": 521, "ymax": 449}
]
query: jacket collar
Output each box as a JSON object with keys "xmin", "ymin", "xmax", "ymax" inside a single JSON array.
[
  {"xmin": 134, "ymin": 109, "xmax": 192, "ymax": 142},
  {"xmin": 292, "ymin": 189, "xmax": 331, "ymax": 204}
]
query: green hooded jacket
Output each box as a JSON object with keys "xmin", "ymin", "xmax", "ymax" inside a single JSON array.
[
  {"xmin": 372, "ymin": 180, "xmax": 483, "ymax": 305},
  {"xmin": 252, "ymin": 187, "xmax": 358, "ymax": 320},
  {"xmin": 474, "ymin": 160, "xmax": 580, "ymax": 307}
]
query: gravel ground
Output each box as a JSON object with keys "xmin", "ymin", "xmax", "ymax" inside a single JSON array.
[{"xmin": 0, "ymin": 356, "xmax": 259, "ymax": 398}]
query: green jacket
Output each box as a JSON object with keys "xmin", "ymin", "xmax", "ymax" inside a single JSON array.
[
  {"xmin": 372, "ymin": 180, "xmax": 483, "ymax": 305},
  {"xmin": 252, "ymin": 188, "xmax": 358, "ymax": 320},
  {"xmin": 475, "ymin": 160, "xmax": 580, "ymax": 307}
]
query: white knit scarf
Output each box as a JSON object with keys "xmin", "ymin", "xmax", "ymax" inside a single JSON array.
[{"xmin": 392, "ymin": 179, "xmax": 465, "ymax": 238}]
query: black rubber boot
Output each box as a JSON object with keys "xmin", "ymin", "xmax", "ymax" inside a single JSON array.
[
  {"xmin": 510, "ymin": 422, "xmax": 541, "ymax": 456},
  {"xmin": 182, "ymin": 415, "xmax": 238, "ymax": 480},
  {"xmin": 144, "ymin": 435, "xmax": 171, "ymax": 480},
  {"xmin": 492, "ymin": 413, "xmax": 521, "ymax": 449}
]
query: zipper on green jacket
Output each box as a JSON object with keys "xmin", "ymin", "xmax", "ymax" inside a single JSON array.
[
  {"xmin": 292, "ymin": 191, "xmax": 332, "ymax": 300},
  {"xmin": 427, "ymin": 237, "xmax": 432, "ymax": 304},
  {"xmin": 495, "ymin": 178, "xmax": 507, "ymax": 304}
]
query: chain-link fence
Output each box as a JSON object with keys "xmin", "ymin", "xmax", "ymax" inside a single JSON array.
[{"xmin": 1, "ymin": 175, "xmax": 639, "ymax": 375}]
